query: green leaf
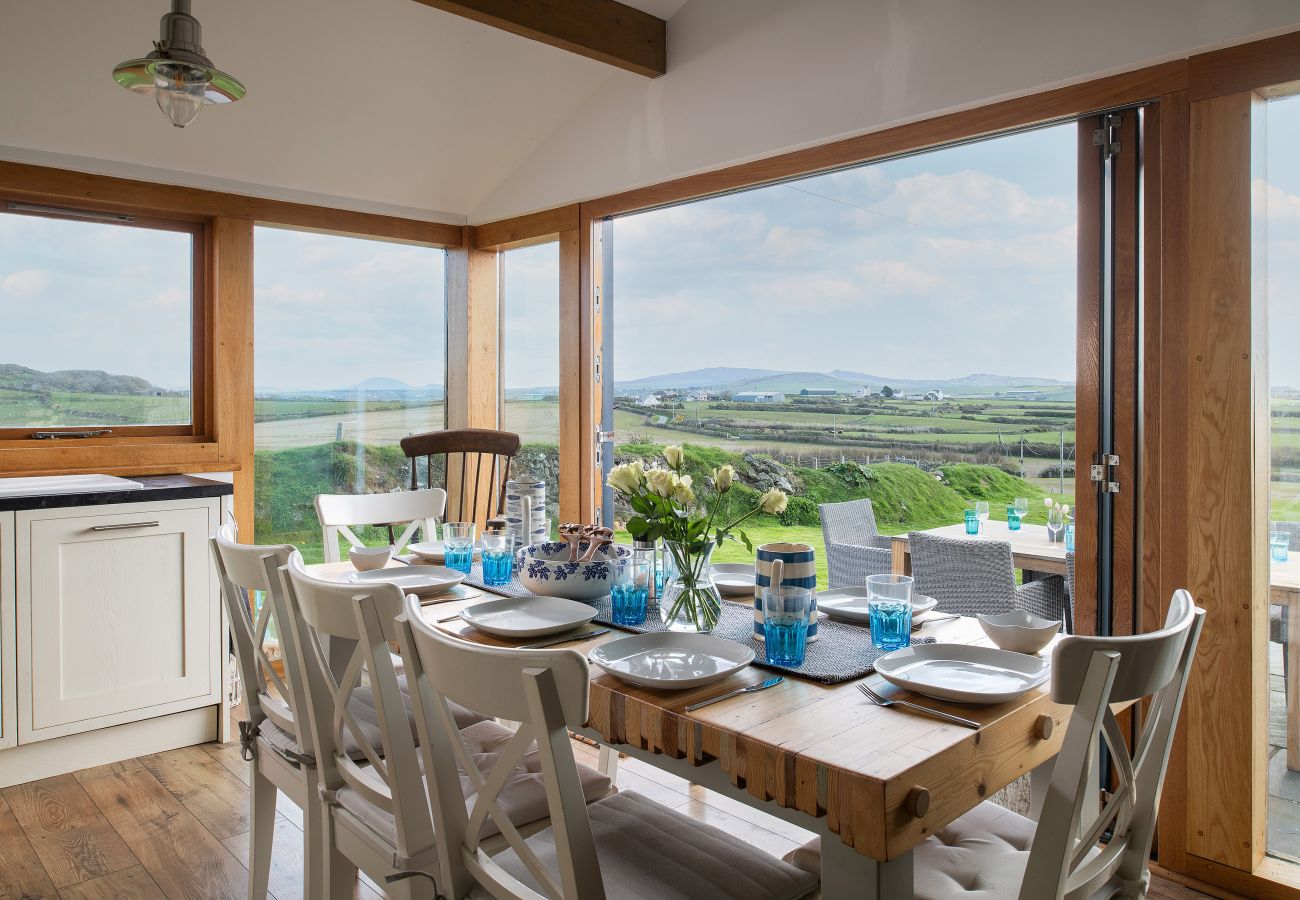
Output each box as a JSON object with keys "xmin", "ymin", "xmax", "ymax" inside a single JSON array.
[{"xmin": 738, "ymin": 530, "xmax": 753, "ymax": 553}]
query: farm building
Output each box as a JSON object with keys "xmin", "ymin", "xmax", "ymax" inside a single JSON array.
[
  {"xmin": 734, "ymin": 391, "xmax": 786, "ymax": 403},
  {"xmin": 800, "ymin": 388, "xmax": 839, "ymax": 397}
]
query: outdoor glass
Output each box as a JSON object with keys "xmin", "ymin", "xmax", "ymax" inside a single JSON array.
[
  {"xmin": 964, "ymin": 509, "xmax": 979, "ymax": 535},
  {"xmin": 1273, "ymin": 531, "xmax": 1290, "ymax": 564},
  {"xmin": 1014, "ymin": 497, "xmax": 1030, "ymax": 521},
  {"xmin": 481, "ymin": 531, "xmax": 515, "ymax": 586},
  {"xmin": 975, "ymin": 501, "xmax": 990, "ymax": 531},
  {"xmin": 763, "ymin": 584, "xmax": 812, "ymax": 666},
  {"xmin": 1047, "ymin": 506, "xmax": 1065, "ymax": 541},
  {"xmin": 611, "ymin": 558, "xmax": 652, "ymax": 626},
  {"xmin": 443, "ymin": 522, "xmax": 476, "ymax": 574},
  {"xmin": 866, "ymin": 574, "xmax": 913, "ymax": 651},
  {"xmin": 1007, "ymin": 504, "xmax": 1022, "ymax": 531}
]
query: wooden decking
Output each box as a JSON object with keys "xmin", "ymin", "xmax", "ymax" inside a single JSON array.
[{"xmin": 0, "ymin": 737, "xmax": 1224, "ymax": 899}]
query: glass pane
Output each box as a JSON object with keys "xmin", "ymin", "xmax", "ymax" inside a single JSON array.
[
  {"xmin": 0, "ymin": 211, "xmax": 193, "ymax": 427},
  {"xmin": 1265, "ymin": 93, "xmax": 1300, "ymax": 864},
  {"xmin": 501, "ymin": 242, "xmax": 561, "ymax": 531},
  {"xmin": 611, "ymin": 123, "xmax": 1078, "ymax": 587},
  {"xmin": 253, "ymin": 226, "xmax": 446, "ymax": 560}
]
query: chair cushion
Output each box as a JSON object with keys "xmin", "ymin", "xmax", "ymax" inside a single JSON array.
[
  {"xmin": 475, "ymin": 790, "xmax": 818, "ymax": 900},
  {"xmin": 254, "ymin": 676, "xmax": 486, "ymax": 762},
  {"xmin": 335, "ymin": 719, "xmax": 613, "ymax": 841},
  {"xmin": 784, "ymin": 801, "xmax": 1035, "ymax": 899}
]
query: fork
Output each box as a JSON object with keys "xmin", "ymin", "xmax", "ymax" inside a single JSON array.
[{"xmin": 857, "ymin": 682, "xmax": 980, "ymax": 729}]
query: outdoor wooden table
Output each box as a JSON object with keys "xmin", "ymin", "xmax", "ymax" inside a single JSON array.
[
  {"xmin": 412, "ymin": 590, "xmax": 1072, "ymax": 899},
  {"xmin": 1270, "ymin": 556, "xmax": 1300, "ymax": 771},
  {"xmin": 890, "ymin": 521, "xmax": 1069, "ymax": 577}
]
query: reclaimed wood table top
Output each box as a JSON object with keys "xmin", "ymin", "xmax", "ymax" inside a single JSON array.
[
  {"xmin": 403, "ymin": 588, "xmax": 1072, "ymax": 865},
  {"xmin": 891, "ymin": 522, "xmax": 1069, "ymax": 576}
]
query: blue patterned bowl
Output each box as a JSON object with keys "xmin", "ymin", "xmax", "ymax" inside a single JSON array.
[{"xmin": 516, "ymin": 541, "xmax": 631, "ymax": 601}]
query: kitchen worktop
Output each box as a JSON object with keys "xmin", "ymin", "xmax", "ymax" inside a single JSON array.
[{"xmin": 0, "ymin": 474, "xmax": 232, "ymax": 512}]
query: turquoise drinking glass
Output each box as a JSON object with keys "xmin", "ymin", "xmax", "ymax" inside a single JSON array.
[
  {"xmin": 763, "ymin": 585, "xmax": 812, "ymax": 666},
  {"xmin": 1007, "ymin": 509, "xmax": 1022, "ymax": 531},
  {"xmin": 611, "ymin": 558, "xmax": 651, "ymax": 626},
  {"xmin": 442, "ymin": 522, "xmax": 476, "ymax": 574},
  {"xmin": 1273, "ymin": 531, "xmax": 1290, "ymax": 564},
  {"xmin": 964, "ymin": 509, "xmax": 979, "ymax": 535},
  {"xmin": 481, "ymin": 531, "xmax": 514, "ymax": 586},
  {"xmin": 866, "ymin": 574, "xmax": 913, "ymax": 651}
]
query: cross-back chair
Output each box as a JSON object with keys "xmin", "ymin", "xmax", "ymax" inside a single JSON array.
[
  {"xmin": 397, "ymin": 593, "xmax": 820, "ymax": 900},
  {"xmin": 211, "ymin": 524, "xmax": 320, "ymax": 900},
  {"xmin": 400, "ymin": 428, "xmax": 521, "ymax": 523},
  {"xmin": 314, "ymin": 487, "xmax": 447, "ymax": 562},
  {"xmin": 279, "ymin": 554, "xmax": 611, "ymax": 899},
  {"xmin": 785, "ymin": 589, "xmax": 1204, "ymax": 899}
]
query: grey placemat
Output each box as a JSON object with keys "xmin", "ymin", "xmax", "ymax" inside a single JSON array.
[
  {"xmin": 457, "ymin": 567, "xmax": 932, "ymax": 685},
  {"xmin": 588, "ymin": 597, "xmax": 934, "ymax": 685}
]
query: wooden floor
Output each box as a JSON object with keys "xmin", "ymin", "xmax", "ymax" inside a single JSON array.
[{"xmin": 0, "ymin": 737, "xmax": 1226, "ymax": 899}]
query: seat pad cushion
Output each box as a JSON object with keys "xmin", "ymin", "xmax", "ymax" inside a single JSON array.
[
  {"xmin": 475, "ymin": 790, "xmax": 817, "ymax": 900},
  {"xmin": 335, "ymin": 719, "xmax": 613, "ymax": 841}
]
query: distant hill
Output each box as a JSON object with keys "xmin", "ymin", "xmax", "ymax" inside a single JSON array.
[
  {"xmin": 0, "ymin": 363, "xmax": 165, "ymax": 395},
  {"xmin": 616, "ymin": 367, "xmax": 783, "ymax": 391},
  {"xmin": 615, "ymin": 366, "xmax": 1073, "ymax": 397}
]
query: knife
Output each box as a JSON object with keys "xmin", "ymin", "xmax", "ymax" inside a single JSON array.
[
  {"xmin": 684, "ymin": 676, "xmax": 784, "ymax": 712},
  {"xmin": 520, "ymin": 628, "xmax": 611, "ymax": 650}
]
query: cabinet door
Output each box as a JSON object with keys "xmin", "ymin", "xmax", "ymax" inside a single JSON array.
[
  {"xmin": 20, "ymin": 504, "xmax": 217, "ymax": 741},
  {"xmin": 0, "ymin": 511, "xmax": 14, "ymax": 750}
]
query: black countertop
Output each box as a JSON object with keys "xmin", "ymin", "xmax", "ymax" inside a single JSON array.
[{"xmin": 0, "ymin": 474, "xmax": 233, "ymax": 512}]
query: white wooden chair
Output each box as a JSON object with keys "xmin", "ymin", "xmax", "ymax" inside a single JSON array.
[
  {"xmin": 278, "ymin": 554, "xmax": 613, "ymax": 899},
  {"xmin": 396, "ymin": 592, "xmax": 821, "ymax": 900},
  {"xmin": 784, "ymin": 589, "xmax": 1205, "ymax": 900},
  {"xmin": 314, "ymin": 488, "xmax": 447, "ymax": 562},
  {"xmin": 211, "ymin": 524, "xmax": 321, "ymax": 900}
]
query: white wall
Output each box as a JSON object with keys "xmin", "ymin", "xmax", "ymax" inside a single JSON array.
[{"xmin": 470, "ymin": 0, "xmax": 1300, "ymax": 222}]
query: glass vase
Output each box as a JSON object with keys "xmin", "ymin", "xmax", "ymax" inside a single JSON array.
[{"xmin": 660, "ymin": 539, "xmax": 723, "ymax": 632}]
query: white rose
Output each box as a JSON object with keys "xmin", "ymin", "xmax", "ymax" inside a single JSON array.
[
  {"xmin": 663, "ymin": 445, "xmax": 685, "ymax": 469},
  {"xmin": 1043, "ymin": 497, "xmax": 1054, "ymax": 508},
  {"xmin": 759, "ymin": 488, "xmax": 788, "ymax": 515},
  {"xmin": 672, "ymin": 474, "xmax": 695, "ymax": 505},
  {"xmin": 607, "ymin": 463, "xmax": 641, "ymax": 496},
  {"xmin": 713, "ymin": 464, "xmax": 736, "ymax": 492},
  {"xmin": 646, "ymin": 468, "xmax": 676, "ymax": 498}
]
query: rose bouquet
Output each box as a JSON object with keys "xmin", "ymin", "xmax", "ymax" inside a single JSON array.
[{"xmin": 607, "ymin": 446, "xmax": 788, "ymax": 632}]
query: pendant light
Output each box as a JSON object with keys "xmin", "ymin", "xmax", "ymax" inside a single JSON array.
[{"xmin": 112, "ymin": 0, "xmax": 245, "ymax": 128}]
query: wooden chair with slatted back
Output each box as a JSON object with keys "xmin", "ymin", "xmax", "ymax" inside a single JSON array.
[{"xmin": 400, "ymin": 429, "xmax": 522, "ymax": 523}]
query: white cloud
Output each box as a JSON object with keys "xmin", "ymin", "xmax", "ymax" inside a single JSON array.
[
  {"xmin": 1, "ymin": 269, "xmax": 50, "ymax": 296},
  {"xmin": 1256, "ymin": 179, "xmax": 1300, "ymax": 220},
  {"xmin": 855, "ymin": 260, "xmax": 941, "ymax": 295},
  {"xmin": 878, "ymin": 170, "xmax": 1072, "ymax": 229},
  {"xmin": 761, "ymin": 225, "xmax": 828, "ymax": 262},
  {"xmin": 923, "ymin": 224, "xmax": 1076, "ymax": 269}
]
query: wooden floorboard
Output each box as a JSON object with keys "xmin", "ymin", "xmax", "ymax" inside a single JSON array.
[
  {"xmin": 57, "ymin": 865, "xmax": 166, "ymax": 900},
  {"xmin": 0, "ymin": 737, "xmax": 1218, "ymax": 899},
  {"xmin": 1, "ymin": 773, "xmax": 139, "ymax": 888},
  {"xmin": 80, "ymin": 768, "xmax": 250, "ymax": 900},
  {"xmin": 0, "ymin": 791, "xmax": 60, "ymax": 899}
]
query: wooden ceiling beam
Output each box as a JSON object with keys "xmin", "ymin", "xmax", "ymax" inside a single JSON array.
[{"xmin": 413, "ymin": 0, "xmax": 666, "ymax": 77}]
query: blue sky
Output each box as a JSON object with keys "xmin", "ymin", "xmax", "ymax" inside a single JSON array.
[{"xmin": 2, "ymin": 104, "xmax": 1298, "ymax": 392}]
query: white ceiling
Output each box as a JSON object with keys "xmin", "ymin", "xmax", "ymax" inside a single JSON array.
[{"xmin": 0, "ymin": 0, "xmax": 686, "ymax": 223}]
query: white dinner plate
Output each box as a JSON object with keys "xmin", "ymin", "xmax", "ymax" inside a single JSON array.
[
  {"xmin": 711, "ymin": 563, "xmax": 756, "ymax": 596},
  {"xmin": 874, "ymin": 642, "xmax": 1050, "ymax": 704},
  {"xmin": 588, "ymin": 633, "xmax": 755, "ymax": 691},
  {"xmin": 407, "ymin": 540, "xmax": 482, "ymax": 563},
  {"xmin": 817, "ymin": 589, "xmax": 937, "ymax": 624},
  {"xmin": 458, "ymin": 595, "xmax": 597, "ymax": 638},
  {"xmin": 345, "ymin": 565, "xmax": 465, "ymax": 597}
]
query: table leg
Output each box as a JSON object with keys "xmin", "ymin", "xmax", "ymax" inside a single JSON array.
[
  {"xmin": 891, "ymin": 537, "xmax": 910, "ymax": 576},
  {"xmin": 597, "ymin": 744, "xmax": 620, "ymax": 781},
  {"xmin": 1288, "ymin": 594, "xmax": 1300, "ymax": 771},
  {"xmin": 1029, "ymin": 758, "xmax": 1055, "ymax": 822},
  {"xmin": 819, "ymin": 829, "xmax": 912, "ymax": 900}
]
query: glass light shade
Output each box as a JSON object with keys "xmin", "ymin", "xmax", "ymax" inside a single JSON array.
[{"xmin": 153, "ymin": 61, "xmax": 209, "ymax": 127}]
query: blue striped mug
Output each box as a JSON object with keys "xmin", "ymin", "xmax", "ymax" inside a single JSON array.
[{"xmin": 753, "ymin": 542, "xmax": 818, "ymax": 642}]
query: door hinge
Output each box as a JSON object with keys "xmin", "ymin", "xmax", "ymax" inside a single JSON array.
[
  {"xmin": 1093, "ymin": 113, "xmax": 1121, "ymax": 159},
  {"xmin": 1091, "ymin": 454, "xmax": 1121, "ymax": 493}
]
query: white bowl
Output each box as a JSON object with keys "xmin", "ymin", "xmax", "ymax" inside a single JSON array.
[
  {"xmin": 977, "ymin": 611, "xmax": 1062, "ymax": 654},
  {"xmin": 516, "ymin": 540, "xmax": 632, "ymax": 601},
  {"xmin": 348, "ymin": 545, "xmax": 393, "ymax": 571}
]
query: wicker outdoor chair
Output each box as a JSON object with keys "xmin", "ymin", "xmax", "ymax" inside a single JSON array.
[
  {"xmin": 1270, "ymin": 523, "xmax": 1300, "ymax": 696},
  {"xmin": 819, "ymin": 499, "xmax": 894, "ymax": 589},
  {"xmin": 908, "ymin": 531, "xmax": 1068, "ymax": 623}
]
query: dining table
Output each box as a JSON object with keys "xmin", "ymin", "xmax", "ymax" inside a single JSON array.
[
  {"xmin": 889, "ymin": 521, "xmax": 1069, "ymax": 577},
  {"xmin": 304, "ymin": 558, "xmax": 1074, "ymax": 899}
]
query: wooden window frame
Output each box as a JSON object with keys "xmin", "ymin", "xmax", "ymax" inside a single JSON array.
[{"xmin": 0, "ymin": 199, "xmax": 213, "ymax": 442}]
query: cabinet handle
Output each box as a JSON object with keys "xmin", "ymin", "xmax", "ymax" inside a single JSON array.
[{"xmin": 90, "ymin": 521, "xmax": 160, "ymax": 532}]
